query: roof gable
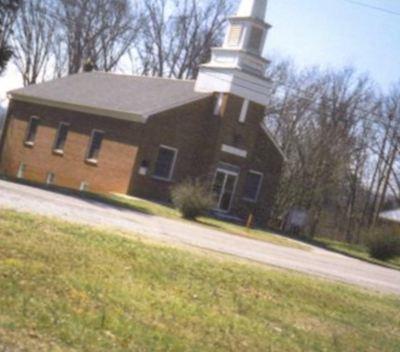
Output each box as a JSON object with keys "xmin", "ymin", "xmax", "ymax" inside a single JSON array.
[
  {"xmin": 9, "ymin": 72, "xmax": 211, "ymax": 123},
  {"xmin": 259, "ymin": 122, "xmax": 287, "ymax": 161}
]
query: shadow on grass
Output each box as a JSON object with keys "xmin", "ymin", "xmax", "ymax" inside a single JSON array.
[{"xmin": 196, "ymin": 219, "xmax": 227, "ymax": 231}]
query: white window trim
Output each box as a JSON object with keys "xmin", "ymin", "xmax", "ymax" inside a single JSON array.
[
  {"xmin": 212, "ymin": 167, "xmax": 240, "ymax": 214},
  {"xmin": 152, "ymin": 145, "xmax": 178, "ymax": 182},
  {"xmin": 53, "ymin": 122, "xmax": 70, "ymax": 152},
  {"xmin": 86, "ymin": 129, "xmax": 105, "ymax": 162},
  {"xmin": 239, "ymin": 99, "xmax": 249, "ymax": 123},
  {"xmin": 221, "ymin": 144, "xmax": 248, "ymax": 158},
  {"xmin": 243, "ymin": 170, "xmax": 264, "ymax": 203}
]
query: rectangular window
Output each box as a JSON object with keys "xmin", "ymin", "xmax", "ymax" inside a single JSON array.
[
  {"xmin": 25, "ymin": 117, "xmax": 40, "ymax": 145},
  {"xmin": 243, "ymin": 171, "xmax": 263, "ymax": 202},
  {"xmin": 46, "ymin": 172, "xmax": 55, "ymax": 185},
  {"xmin": 53, "ymin": 123, "xmax": 69, "ymax": 152},
  {"xmin": 153, "ymin": 145, "xmax": 178, "ymax": 181},
  {"xmin": 86, "ymin": 130, "xmax": 104, "ymax": 162}
]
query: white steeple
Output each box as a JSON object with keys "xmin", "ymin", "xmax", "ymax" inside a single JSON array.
[
  {"xmin": 194, "ymin": 0, "xmax": 272, "ymax": 106},
  {"xmin": 237, "ymin": 0, "xmax": 268, "ymax": 20}
]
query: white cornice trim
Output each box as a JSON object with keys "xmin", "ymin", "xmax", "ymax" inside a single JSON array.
[
  {"xmin": 221, "ymin": 144, "xmax": 248, "ymax": 158},
  {"xmin": 194, "ymin": 68, "xmax": 272, "ymax": 106},
  {"xmin": 210, "ymin": 47, "xmax": 270, "ymax": 64},
  {"xmin": 228, "ymin": 16, "xmax": 271, "ymax": 30}
]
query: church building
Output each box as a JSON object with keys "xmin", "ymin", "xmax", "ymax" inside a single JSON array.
[{"xmin": 0, "ymin": 0, "xmax": 285, "ymax": 223}]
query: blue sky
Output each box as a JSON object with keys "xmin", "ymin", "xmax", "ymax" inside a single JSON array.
[
  {"xmin": 1, "ymin": 0, "xmax": 400, "ymax": 104},
  {"xmin": 265, "ymin": 0, "xmax": 400, "ymax": 91}
]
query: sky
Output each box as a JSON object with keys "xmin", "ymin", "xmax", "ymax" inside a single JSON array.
[
  {"xmin": 1, "ymin": 0, "xmax": 400, "ymax": 106},
  {"xmin": 265, "ymin": 0, "xmax": 400, "ymax": 90}
]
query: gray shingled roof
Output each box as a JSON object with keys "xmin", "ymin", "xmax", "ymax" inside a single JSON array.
[{"xmin": 9, "ymin": 72, "xmax": 211, "ymax": 122}]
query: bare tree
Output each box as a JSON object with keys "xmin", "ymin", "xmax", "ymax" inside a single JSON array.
[
  {"xmin": 369, "ymin": 84, "xmax": 400, "ymax": 225},
  {"xmin": 168, "ymin": 0, "xmax": 232, "ymax": 79},
  {"xmin": 266, "ymin": 61, "xmax": 378, "ymax": 240},
  {"xmin": 94, "ymin": 1, "xmax": 141, "ymax": 72},
  {"xmin": 50, "ymin": 30, "xmax": 68, "ymax": 79},
  {"xmin": 55, "ymin": 0, "xmax": 140, "ymax": 74},
  {"xmin": 10, "ymin": 0, "xmax": 231, "ymax": 78},
  {"xmin": 133, "ymin": 0, "xmax": 233, "ymax": 79},
  {"xmin": 12, "ymin": 0, "xmax": 55, "ymax": 85}
]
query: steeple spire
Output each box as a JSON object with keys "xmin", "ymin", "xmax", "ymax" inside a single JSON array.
[
  {"xmin": 194, "ymin": 0, "xmax": 272, "ymax": 106},
  {"xmin": 237, "ymin": 0, "xmax": 268, "ymax": 21}
]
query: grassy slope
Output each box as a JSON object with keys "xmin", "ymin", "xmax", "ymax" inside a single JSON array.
[
  {"xmin": 106, "ymin": 194, "xmax": 309, "ymax": 250},
  {"xmin": 3, "ymin": 178, "xmax": 399, "ymax": 268},
  {"xmin": 104, "ymin": 194, "xmax": 400, "ymax": 268},
  {"xmin": 314, "ymin": 237, "xmax": 400, "ymax": 270},
  {"xmin": 0, "ymin": 210, "xmax": 399, "ymax": 351}
]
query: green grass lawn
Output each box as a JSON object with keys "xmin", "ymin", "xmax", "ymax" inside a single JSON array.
[
  {"xmin": 0, "ymin": 210, "xmax": 399, "ymax": 351},
  {"xmin": 9, "ymin": 178, "xmax": 292, "ymax": 249},
  {"xmin": 10, "ymin": 178, "xmax": 398, "ymax": 268},
  {"xmin": 105, "ymin": 193, "xmax": 309, "ymax": 250},
  {"xmin": 314, "ymin": 237, "xmax": 400, "ymax": 271},
  {"xmin": 100, "ymin": 193, "xmax": 400, "ymax": 268}
]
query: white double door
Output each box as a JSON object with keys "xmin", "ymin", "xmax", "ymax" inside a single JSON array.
[{"xmin": 213, "ymin": 169, "xmax": 239, "ymax": 213}]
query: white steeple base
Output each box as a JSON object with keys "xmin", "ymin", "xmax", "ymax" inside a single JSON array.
[
  {"xmin": 194, "ymin": 0, "xmax": 272, "ymax": 107},
  {"xmin": 194, "ymin": 67, "xmax": 271, "ymax": 106}
]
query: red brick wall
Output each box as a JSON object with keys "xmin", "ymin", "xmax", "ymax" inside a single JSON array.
[
  {"xmin": 0, "ymin": 93, "xmax": 283, "ymax": 225},
  {"xmin": 207, "ymin": 94, "xmax": 284, "ymax": 223},
  {"xmin": 129, "ymin": 92, "xmax": 283, "ymax": 223},
  {"xmin": 231, "ymin": 126, "xmax": 284, "ymax": 224},
  {"xmin": 130, "ymin": 96, "xmax": 216, "ymax": 200},
  {"xmin": 0, "ymin": 101, "xmax": 142, "ymax": 193}
]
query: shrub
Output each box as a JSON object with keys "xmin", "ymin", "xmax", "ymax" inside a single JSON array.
[
  {"xmin": 171, "ymin": 179, "xmax": 214, "ymax": 220},
  {"xmin": 366, "ymin": 226, "xmax": 400, "ymax": 261}
]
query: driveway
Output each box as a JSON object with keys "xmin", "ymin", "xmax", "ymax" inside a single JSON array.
[{"xmin": 1, "ymin": 179, "xmax": 399, "ymax": 295}]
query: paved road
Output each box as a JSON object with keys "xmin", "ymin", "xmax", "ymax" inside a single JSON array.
[{"xmin": 1, "ymin": 179, "xmax": 400, "ymax": 295}]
